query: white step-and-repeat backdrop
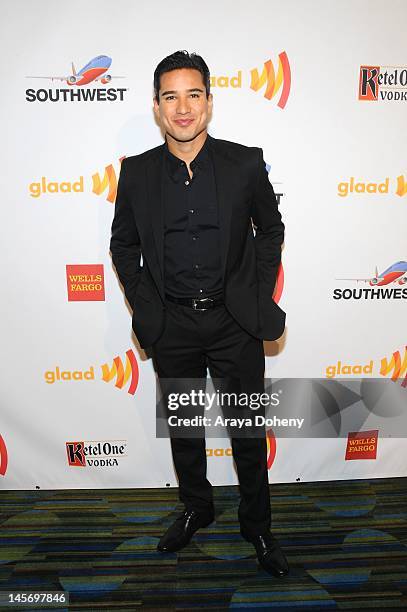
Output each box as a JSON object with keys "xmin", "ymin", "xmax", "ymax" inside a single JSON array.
[{"xmin": 1, "ymin": 0, "xmax": 406, "ymax": 489}]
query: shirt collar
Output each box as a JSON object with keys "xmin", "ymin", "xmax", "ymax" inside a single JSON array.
[{"xmin": 164, "ymin": 136, "xmax": 210, "ymax": 182}]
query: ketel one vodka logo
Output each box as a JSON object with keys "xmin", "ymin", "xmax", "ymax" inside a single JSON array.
[
  {"xmin": 66, "ymin": 440, "xmax": 127, "ymax": 468},
  {"xmin": 359, "ymin": 65, "xmax": 407, "ymax": 102}
]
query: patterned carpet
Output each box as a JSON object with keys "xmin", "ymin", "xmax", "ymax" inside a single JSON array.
[{"xmin": 0, "ymin": 478, "xmax": 406, "ymax": 610}]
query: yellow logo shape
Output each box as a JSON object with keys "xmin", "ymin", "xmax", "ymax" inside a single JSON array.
[
  {"xmin": 396, "ymin": 175, "xmax": 407, "ymax": 197},
  {"xmin": 101, "ymin": 349, "xmax": 139, "ymax": 395},
  {"xmin": 380, "ymin": 346, "xmax": 407, "ymax": 386},
  {"xmin": 250, "ymin": 52, "xmax": 290, "ymax": 106},
  {"xmin": 92, "ymin": 164, "xmax": 118, "ymax": 203}
]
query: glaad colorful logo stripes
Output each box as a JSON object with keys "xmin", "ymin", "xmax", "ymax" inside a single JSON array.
[
  {"xmin": 101, "ymin": 349, "xmax": 139, "ymax": 395},
  {"xmin": 250, "ymin": 52, "xmax": 291, "ymax": 108},
  {"xmin": 396, "ymin": 175, "xmax": 407, "ymax": 197},
  {"xmin": 266, "ymin": 428, "xmax": 276, "ymax": 469},
  {"xmin": 92, "ymin": 163, "xmax": 119, "ymax": 203},
  {"xmin": 0, "ymin": 435, "xmax": 8, "ymax": 476},
  {"xmin": 380, "ymin": 346, "xmax": 407, "ymax": 388}
]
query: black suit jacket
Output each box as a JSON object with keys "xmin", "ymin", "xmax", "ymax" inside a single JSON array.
[{"xmin": 110, "ymin": 135, "xmax": 285, "ymax": 349}]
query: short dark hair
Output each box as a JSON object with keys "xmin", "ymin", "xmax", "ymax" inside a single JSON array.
[{"xmin": 153, "ymin": 50, "xmax": 210, "ymax": 100}]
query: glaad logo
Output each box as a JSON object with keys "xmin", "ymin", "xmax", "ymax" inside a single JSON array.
[
  {"xmin": 380, "ymin": 346, "xmax": 407, "ymax": 387},
  {"xmin": 92, "ymin": 163, "xmax": 120, "ymax": 203},
  {"xmin": 359, "ymin": 65, "xmax": 407, "ymax": 102},
  {"xmin": 266, "ymin": 428, "xmax": 276, "ymax": 470},
  {"xmin": 210, "ymin": 52, "xmax": 291, "ymax": 108},
  {"xmin": 333, "ymin": 260, "xmax": 407, "ymax": 300},
  {"xmin": 324, "ymin": 345, "xmax": 407, "ymax": 388},
  {"xmin": 44, "ymin": 349, "xmax": 139, "ymax": 395},
  {"xmin": 250, "ymin": 53, "xmax": 291, "ymax": 107},
  {"xmin": 206, "ymin": 447, "xmax": 232, "ymax": 457},
  {"xmin": 26, "ymin": 54, "xmax": 127, "ymax": 103},
  {"xmin": 101, "ymin": 349, "xmax": 139, "ymax": 395},
  {"xmin": 337, "ymin": 175, "xmax": 407, "ymax": 198},
  {"xmin": 396, "ymin": 175, "xmax": 407, "ymax": 197},
  {"xmin": 66, "ymin": 440, "xmax": 127, "ymax": 468},
  {"xmin": 0, "ymin": 435, "xmax": 8, "ymax": 476},
  {"xmin": 325, "ymin": 361, "xmax": 374, "ymax": 379},
  {"xmin": 28, "ymin": 158, "xmax": 125, "ymax": 203}
]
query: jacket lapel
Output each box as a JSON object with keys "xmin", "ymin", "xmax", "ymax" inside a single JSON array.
[
  {"xmin": 208, "ymin": 137, "xmax": 235, "ymax": 284},
  {"xmin": 146, "ymin": 149, "xmax": 165, "ymax": 297}
]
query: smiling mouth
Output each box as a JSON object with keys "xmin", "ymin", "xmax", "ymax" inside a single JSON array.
[{"xmin": 174, "ymin": 119, "xmax": 194, "ymax": 127}]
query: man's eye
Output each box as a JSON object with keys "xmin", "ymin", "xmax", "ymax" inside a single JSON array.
[
  {"xmin": 190, "ymin": 93, "xmax": 200, "ymax": 98},
  {"xmin": 165, "ymin": 96, "xmax": 175, "ymax": 101}
]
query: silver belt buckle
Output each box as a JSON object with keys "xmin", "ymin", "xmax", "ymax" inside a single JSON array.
[{"xmin": 192, "ymin": 297, "xmax": 213, "ymax": 311}]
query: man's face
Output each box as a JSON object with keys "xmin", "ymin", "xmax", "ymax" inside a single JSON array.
[{"xmin": 153, "ymin": 68, "xmax": 212, "ymax": 143}]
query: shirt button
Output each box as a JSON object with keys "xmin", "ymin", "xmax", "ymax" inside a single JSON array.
[
  {"xmin": 189, "ymin": 209, "xmax": 194, "ymax": 214},
  {"xmin": 194, "ymin": 264, "xmax": 200, "ymax": 269},
  {"xmin": 199, "ymin": 289, "xmax": 203, "ymax": 293},
  {"xmin": 185, "ymin": 180, "xmax": 190, "ymax": 186},
  {"xmin": 192, "ymin": 236, "xmax": 197, "ymax": 241}
]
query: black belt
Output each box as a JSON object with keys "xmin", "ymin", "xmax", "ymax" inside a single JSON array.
[{"xmin": 165, "ymin": 294, "xmax": 224, "ymax": 311}]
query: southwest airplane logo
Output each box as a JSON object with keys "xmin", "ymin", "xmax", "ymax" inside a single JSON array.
[
  {"xmin": 27, "ymin": 55, "xmax": 125, "ymax": 86},
  {"xmin": 337, "ymin": 261, "xmax": 407, "ymax": 286}
]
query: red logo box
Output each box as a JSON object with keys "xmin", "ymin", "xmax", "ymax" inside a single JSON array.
[
  {"xmin": 359, "ymin": 66, "xmax": 379, "ymax": 100},
  {"xmin": 66, "ymin": 441, "xmax": 85, "ymax": 466},
  {"xmin": 66, "ymin": 264, "xmax": 105, "ymax": 301},
  {"xmin": 345, "ymin": 430, "xmax": 378, "ymax": 460}
]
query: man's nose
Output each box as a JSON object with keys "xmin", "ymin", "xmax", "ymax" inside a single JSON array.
[{"xmin": 176, "ymin": 97, "xmax": 190, "ymax": 114}]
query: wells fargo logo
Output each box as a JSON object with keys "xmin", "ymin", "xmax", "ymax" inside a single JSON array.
[
  {"xmin": 0, "ymin": 435, "xmax": 8, "ymax": 477},
  {"xmin": 345, "ymin": 430, "xmax": 378, "ymax": 460},
  {"xmin": 337, "ymin": 175, "xmax": 407, "ymax": 198},
  {"xmin": 358, "ymin": 65, "xmax": 407, "ymax": 102},
  {"xmin": 266, "ymin": 428, "xmax": 276, "ymax": 469},
  {"xmin": 44, "ymin": 349, "xmax": 139, "ymax": 395},
  {"xmin": 210, "ymin": 52, "xmax": 291, "ymax": 108},
  {"xmin": 66, "ymin": 264, "xmax": 105, "ymax": 301},
  {"xmin": 380, "ymin": 346, "xmax": 407, "ymax": 388}
]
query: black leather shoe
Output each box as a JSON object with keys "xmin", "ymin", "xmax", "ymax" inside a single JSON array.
[
  {"xmin": 157, "ymin": 509, "xmax": 214, "ymax": 553},
  {"xmin": 241, "ymin": 531, "xmax": 289, "ymax": 577}
]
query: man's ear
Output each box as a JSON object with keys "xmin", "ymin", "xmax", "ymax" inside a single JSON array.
[
  {"xmin": 208, "ymin": 93, "xmax": 213, "ymax": 116},
  {"xmin": 153, "ymin": 97, "xmax": 160, "ymax": 118}
]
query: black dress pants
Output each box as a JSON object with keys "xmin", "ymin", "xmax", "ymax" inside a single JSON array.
[{"xmin": 151, "ymin": 299, "xmax": 271, "ymax": 537}]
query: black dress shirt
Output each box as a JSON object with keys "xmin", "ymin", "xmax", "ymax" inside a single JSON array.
[{"xmin": 163, "ymin": 138, "xmax": 223, "ymax": 298}]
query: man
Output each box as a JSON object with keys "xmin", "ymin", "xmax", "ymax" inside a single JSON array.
[{"xmin": 110, "ymin": 51, "xmax": 288, "ymax": 577}]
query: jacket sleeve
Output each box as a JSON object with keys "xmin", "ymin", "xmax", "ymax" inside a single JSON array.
[
  {"xmin": 110, "ymin": 158, "xmax": 141, "ymax": 307},
  {"xmin": 251, "ymin": 149, "xmax": 284, "ymax": 298}
]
